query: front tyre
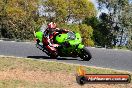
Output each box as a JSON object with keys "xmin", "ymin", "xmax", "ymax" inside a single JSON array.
[{"xmin": 80, "ymin": 47, "xmax": 92, "ymax": 61}]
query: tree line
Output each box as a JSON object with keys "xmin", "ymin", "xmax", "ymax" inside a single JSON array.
[{"xmin": 0, "ymin": 0, "xmax": 131, "ymax": 50}]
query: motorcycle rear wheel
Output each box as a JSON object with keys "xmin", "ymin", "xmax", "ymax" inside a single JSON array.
[{"xmin": 50, "ymin": 51, "xmax": 58, "ymax": 59}]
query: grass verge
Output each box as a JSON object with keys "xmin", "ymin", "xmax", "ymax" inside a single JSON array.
[{"xmin": 0, "ymin": 56, "xmax": 131, "ymax": 88}]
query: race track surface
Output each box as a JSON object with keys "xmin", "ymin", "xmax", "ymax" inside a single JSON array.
[{"xmin": 0, "ymin": 41, "xmax": 132, "ymax": 71}]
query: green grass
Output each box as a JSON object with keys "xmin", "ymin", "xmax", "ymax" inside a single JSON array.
[
  {"xmin": 0, "ymin": 80, "xmax": 64, "ymax": 88},
  {"xmin": 0, "ymin": 57, "xmax": 77, "ymax": 73},
  {"xmin": 0, "ymin": 56, "xmax": 131, "ymax": 74},
  {"xmin": 0, "ymin": 56, "xmax": 131, "ymax": 88}
]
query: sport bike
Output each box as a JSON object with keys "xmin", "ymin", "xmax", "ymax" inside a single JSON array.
[{"xmin": 35, "ymin": 30, "xmax": 92, "ymax": 61}]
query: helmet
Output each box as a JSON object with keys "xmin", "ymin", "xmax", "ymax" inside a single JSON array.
[{"xmin": 48, "ymin": 22, "xmax": 57, "ymax": 29}]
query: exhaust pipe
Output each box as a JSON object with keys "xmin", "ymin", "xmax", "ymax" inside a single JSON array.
[
  {"xmin": 36, "ymin": 43, "xmax": 50, "ymax": 56},
  {"xmin": 36, "ymin": 43, "xmax": 43, "ymax": 50}
]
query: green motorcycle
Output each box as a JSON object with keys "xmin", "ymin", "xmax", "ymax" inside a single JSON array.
[{"xmin": 35, "ymin": 31, "xmax": 92, "ymax": 61}]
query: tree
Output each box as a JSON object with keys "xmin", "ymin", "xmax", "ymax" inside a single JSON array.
[
  {"xmin": 0, "ymin": 0, "xmax": 96, "ymax": 47},
  {"xmin": 42, "ymin": 0, "xmax": 96, "ymax": 46},
  {"xmin": 97, "ymin": 0, "xmax": 132, "ymax": 49},
  {"xmin": 126, "ymin": 3, "xmax": 132, "ymax": 50},
  {"xmin": 0, "ymin": 0, "xmax": 45, "ymax": 40},
  {"xmin": 83, "ymin": 14, "xmax": 116, "ymax": 48},
  {"xmin": 42, "ymin": 0, "xmax": 96, "ymax": 23},
  {"xmin": 79, "ymin": 24, "xmax": 94, "ymax": 46}
]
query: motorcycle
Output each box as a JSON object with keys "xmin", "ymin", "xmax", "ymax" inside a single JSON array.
[{"xmin": 34, "ymin": 30, "xmax": 92, "ymax": 61}]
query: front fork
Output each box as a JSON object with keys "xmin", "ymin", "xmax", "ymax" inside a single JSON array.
[{"xmin": 76, "ymin": 44, "xmax": 84, "ymax": 56}]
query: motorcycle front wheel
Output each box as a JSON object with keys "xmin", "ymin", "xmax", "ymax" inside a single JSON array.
[{"xmin": 80, "ymin": 47, "xmax": 92, "ymax": 61}]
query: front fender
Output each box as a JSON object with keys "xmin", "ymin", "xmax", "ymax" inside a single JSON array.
[{"xmin": 78, "ymin": 44, "xmax": 84, "ymax": 49}]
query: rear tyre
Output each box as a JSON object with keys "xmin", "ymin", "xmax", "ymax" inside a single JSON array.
[
  {"xmin": 80, "ymin": 47, "xmax": 92, "ymax": 61},
  {"xmin": 50, "ymin": 51, "xmax": 58, "ymax": 59}
]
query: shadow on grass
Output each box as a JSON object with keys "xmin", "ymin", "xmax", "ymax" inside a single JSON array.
[{"xmin": 27, "ymin": 56, "xmax": 79, "ymax": 61}]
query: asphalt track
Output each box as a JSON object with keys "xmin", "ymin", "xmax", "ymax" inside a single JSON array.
[{"xmin": 0, "ymin": 41, "xmax": 132, "ymax": 72}]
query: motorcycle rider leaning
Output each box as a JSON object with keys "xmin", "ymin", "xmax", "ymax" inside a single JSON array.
[{"xmin": 43, "ymin": 22, "xmax": 69, "ymax": 47}]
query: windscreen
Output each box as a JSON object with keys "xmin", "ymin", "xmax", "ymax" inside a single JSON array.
[{"xmin": 67, "ymin": 32, "xmax": 76, "ymax": 40}]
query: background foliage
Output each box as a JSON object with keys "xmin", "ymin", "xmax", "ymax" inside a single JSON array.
[
  {"xmin": 0, "ymin": 0, "xmax": 96, "ymax": 46},
  {"xmin": 0, "ymin": 0, "xmax": 45, "ymax": 40},
  {"xmin": 96, "ymin": 0, "xmax": 132, "ymax": 49},
  {"xmin": 0, "ymin": 0, "xmax": 131, "ymax": 50}
]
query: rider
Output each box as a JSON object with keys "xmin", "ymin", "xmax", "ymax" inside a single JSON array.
[
  {"xmin": 44, "ymin": 22, "xmax": 57, "ymax": 38},
  {"xmin": 43, "ymin": 22, "xmax": 69, "ymax": 47}
]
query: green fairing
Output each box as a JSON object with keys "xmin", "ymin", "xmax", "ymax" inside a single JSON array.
[
  {"xmin": 69, "ymin": 33, "xmax": 82, "ymax": 45},
  {"xmin": 35, "ymin": 31, "xmax": 43, "ymax": 42},
  {"xmin": 78, "ymin": 44, "xmax": 84, "ymax": 49},
  {"xmin": 55, "ymin": 34, "xmax": 68, "ymax": 44},
  {"xmin": 55, "ymin": 32, "xmax": 83, "ymax": 49},
  {"xmin": 75, "ymin": 33, "xmax": 82, "ymax": 42}
]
